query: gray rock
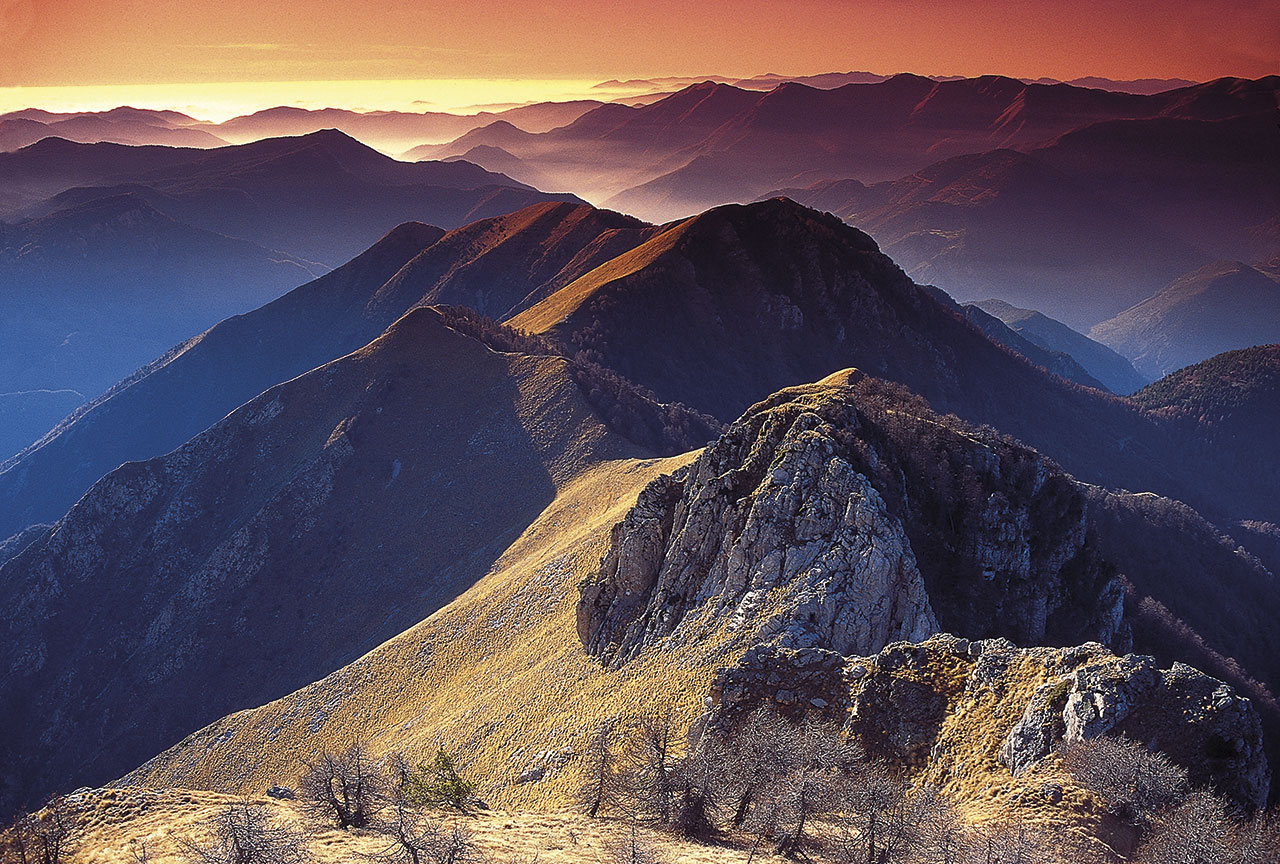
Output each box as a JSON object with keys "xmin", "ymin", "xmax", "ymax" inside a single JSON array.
[{"xmin": 578, "ymin": 379, "xmax": 1127, "ymax": 666}]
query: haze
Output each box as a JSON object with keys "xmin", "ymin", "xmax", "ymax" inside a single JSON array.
[{"xmin": 2, "ymin": 0, "xmax": 1275, "ymax": 115}]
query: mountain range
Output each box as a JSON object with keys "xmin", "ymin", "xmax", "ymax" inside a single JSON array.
[
  {"xmin": 0, "ymin": 131, "xmax": 582, "ymax": 457},
  {"xmin": 2, "ymin": 198, "xmax": 1278, "ymax": 819},
  {"xmin": 3, "ymin": 68, "xmax": 1278, "ymax": 861},
  {"xmin": 1090, "ymin": 261, "xmax": 1280, "ymax": 379},
  {"xmin": 409, "ymin": 74, "xmax": 1276, "ymax": 331}
]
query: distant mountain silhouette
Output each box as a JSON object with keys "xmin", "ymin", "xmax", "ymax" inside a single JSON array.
[
  {"xmin": 1091, "ymin": 262, "xmax": 1280, "ymax": 378},
  {"xmin": 211, "ymin": 101, "xmax": 603, "ymax": 152},
  {"xmin": 972, "ymin": 298, "xmax": 1150, "ymax": 394},
  {"xmin": 957, "ymin": 302, "xmax": 1110, "ymax": 391},
  {"xmin": 772, "ymin": 149, "xmax": 1209, "ymax": 328},
  {"xmin": 2, "ymin": 130, "xmax": 583, "ymax": 267},
  {"xmin": 0, "ymin": 107, "xmax": 227, "ymax": 152},
  {"xmin": 0, "ymin": 192, "xmax": 320, "ymax": 402}
]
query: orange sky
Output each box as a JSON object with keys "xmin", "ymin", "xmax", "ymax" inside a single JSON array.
[{"xmin": 1, "ymin": 0, "xmax": 1276, "ymax": 89}]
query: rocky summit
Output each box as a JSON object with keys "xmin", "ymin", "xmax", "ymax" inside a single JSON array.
[{"xmin": 579, "ymin": 370, "xmax": 1125, "ymax": 664}]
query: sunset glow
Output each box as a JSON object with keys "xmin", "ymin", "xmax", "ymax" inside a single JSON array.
[{"xmin": 2, "ymin": 0, "xmax": 1275, "ymax": 119}]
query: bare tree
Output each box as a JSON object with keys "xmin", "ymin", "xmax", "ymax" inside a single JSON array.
[
  {"xmin": 4, "ymin": 799, "xmax": 74, "ymax": 864},
  {"xmin": 745, "ymin": 716, "xmax": 854, "ymax": 858},
  {"xmin": 576, "ymin": 722, "xmax": 622, "ymax": 819},
  {"xmin": 834, "ymin": 764, "xmax": 955, "ymax": 864},
  {"xmin": 625, "ymin": 714, "xmax": 678, "ymax": 825},
  {"xmin": 177, "ymin": 800, "xmax": 309, "ymax": 864},
  {"xmin": 605, "ymin": 820, "xmax": 664, "ymax": 864},
  {"xmin": 299, "ymin": 743, "xmax": 386, "ymax": 829},
  {"xmin": 719, "ymin": 708, "xmax": 805, "ymax": 830},
  {"xmin": 1059, "ymin": 735, "xmax": 1188, "ymax": 826},
  {"xmin": 362, "ymin": 797, "xmax": 477, "ymax": 864},
  {"xmin": 669, "ymin": 735, "xmax": 727, "ymax": 840}
]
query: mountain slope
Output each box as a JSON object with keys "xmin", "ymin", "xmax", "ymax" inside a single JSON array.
[
  {"xmin": 9, "ymin": 131, "xmax": 582, "ymax": 267},
  {"xmin": 120, "ymin": 372, "xmax": 1270, "ymax": 824},
  {"xmin": 1129, "ymin": 344, "xmax": 1280, "ymax": 455},
  {"xmin": 1090, "ymin": 262, "xmax": 1280, "ymax": 378},
  {"xmin": 0, "ymin": 203, "xmax": 651, "ymax": 541},
  {"xmin": 0, "ymin": 306, "xmax": 685, "ymax": 817},
  {"xmin": 0, "ymin": 390, "xmax": 84, "ymax": 463},
  {"xmin": 0, "ymin": 193, "xmax": 321, "ymax": 398},
  {"xmin": 509, "ymin": 198, "xmax": 1278, "ymax": 527},
  {"xmin": 972, "ymin": 299, "xmax": 1150, "ymax": 394}
]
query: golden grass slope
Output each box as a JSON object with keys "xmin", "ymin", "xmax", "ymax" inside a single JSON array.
[
  {"xmin": 122, "ymin": 452, "xmax": 729, "ymax": 812},
  {"xmin": 56, "ymin": 788, "xmax": 769, "ymax": 864}
]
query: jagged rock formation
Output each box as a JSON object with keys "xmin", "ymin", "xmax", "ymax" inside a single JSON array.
[
  {"xmin": 578, "ymin": 371, "xmax": 1125, "ymax": 663},
  {"xmin": 705, "ymin": 635, "xmax": 1270, "ymax": 812}
]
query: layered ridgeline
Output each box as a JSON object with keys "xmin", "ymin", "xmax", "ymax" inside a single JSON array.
[
  {"xmin": 1090, "ymin": 262, "xmax": 1280, "ymax": 379},
  {"xmin": 968, "ymin": 299, "xmax": 1149, "ymax": 395},
  {"xmin": 0, "ymin": 202, "xmax": 653, "ymax": 541},
  {"xmin": 120, "ymin": 372, "xmax": 1270, "ymax": 831},
  {"xmin": 415, "ymin": 74, "xmax": 1277, "ymax": 224},
  {"xmin": 0, "ymin": 130, "xmax": 579, "ymax": 267},
  {"xmin": 4, "ymin": 198, "xmax": 1278, "ymax": 818},
  {"xmin": 0, "ymin": 131, "xmax": 583, "ymax": 457},
  {"xmin": 0, "ymin": 305, "xmax": 715, "ymax": 818},
  {"xmin": 6, "ymin": 198, "xmax": 1274, "ymax": 552}
]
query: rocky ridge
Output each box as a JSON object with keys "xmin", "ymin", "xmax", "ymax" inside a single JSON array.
[
  {"xmin": 704, "ymin": 635, "xmax": 1270, "ymax": 812},
  {"xmin": 578, "ymin": 371, "xmax": 1126, "ymax": 664}
]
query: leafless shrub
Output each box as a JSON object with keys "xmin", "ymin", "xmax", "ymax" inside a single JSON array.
[
  {"xmin": 299, "ymin": 743, "xmax": 386, "ymax": 829},
  {"xmin": 604, "ymin": 820, "xmax": 664, "ymax": 864},
  {"xmin": 1132, "ymin": 789, "xmax": 1231, "ymax": 864},
  {"xmin": 3, "ymin": 799, "xmax": 74, "ymax": 864},
  {"xmin": 176, "ymin": 800, "xmax": 309, "ymax": 864},
  {"xmin": 1229, "ymin": 809, "xmax": 1280, "ymax": 864},
  {"xmin": 1059, "ymin": 735, "xmax": 1188, "ymax": 825},
  {"xmin": 362, "ymin": 797, "xmax": 477, "ymax": 864}
]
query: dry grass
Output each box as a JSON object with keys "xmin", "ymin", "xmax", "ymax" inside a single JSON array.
[
  {"xmin": 60, "ymin": 788, "xmax": 777, "ymax": 864},
  {"xmin": 122, "ymin": 452, "xmax": 743, "ymax": 813}
]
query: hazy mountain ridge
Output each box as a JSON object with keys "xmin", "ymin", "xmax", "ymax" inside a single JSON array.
[
  {"xmin": 0, "ymin": 202, "xmax": 652, "ymax": 541},
  {"xmin": 0, "ymin": 192, "xmax": 322, "ymax": 433},
  {"xmin": 1090, "ymin": 262, "xmax": 1280, "ymax": 379},
  {"xmin": 0, "ymin": 305, "xmax": 686, "ymax": 817},
  {"xmin": 972, "ymin": 299, "xmax": 1149, "ymax": 394}
]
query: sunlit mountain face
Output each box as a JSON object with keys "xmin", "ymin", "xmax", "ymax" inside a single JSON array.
[{"xmin": 2, "ymin": 1, "xmax": 1279, "ymax": 861}]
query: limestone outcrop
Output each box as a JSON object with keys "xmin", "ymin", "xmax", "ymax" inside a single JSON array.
[
  {"xmin": 704, "ymin": 635, "xmax": 1270, "ymax": 812},
  {"xmin": 578, "ymin": 372, "xmax": 1126, "ymax": 663}
]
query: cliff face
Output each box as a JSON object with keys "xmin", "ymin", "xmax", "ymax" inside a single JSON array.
[
  {"xmin": 578, "ymin": 371, "xmax": 1126, "ymax": 664},
  {"xmin": 704, "ymin": 635, "xmax": 1270, "ymax": 813}
]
